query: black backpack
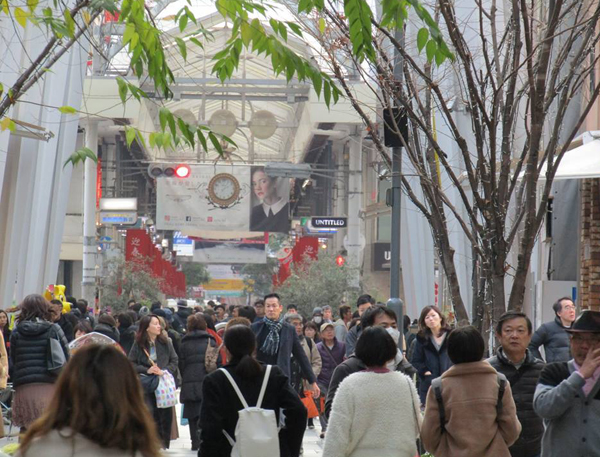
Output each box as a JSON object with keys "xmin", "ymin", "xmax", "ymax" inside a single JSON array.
[{"xmin": 431, "ymin": 373, "xmax": 507, "ymax": 432}]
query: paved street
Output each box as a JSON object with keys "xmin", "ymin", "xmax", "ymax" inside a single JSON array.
[{"xmin": 0, "ymin": 404, "xmax": 324, "ymax": 457}]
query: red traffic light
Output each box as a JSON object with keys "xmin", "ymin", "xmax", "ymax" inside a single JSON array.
[
  {"xmin": 175, "ymin": 164, "xmax": 190, "ymax": 178},
  {"xmin": 336, "ymin": 255, "xmax": 345, "ymax": 267}
]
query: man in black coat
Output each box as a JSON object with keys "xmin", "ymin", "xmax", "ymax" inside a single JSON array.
[
  {"xmin": 251, "ymin": 293, "xmax": 320, "ymax": 398},
  {"xmin": 325, "ymin": 305, "xmax": 417, "ymax": 419},
  {"xmin": 49, "ymin": 299, "xmax": 74, "ymax": 342},
  {"xmin": 172, "ymin": 300, "xmax": 193, "ymax": 334},
  {"xmin": 488, "ymin": 311, "xmax": 545, "ymax": 457}
]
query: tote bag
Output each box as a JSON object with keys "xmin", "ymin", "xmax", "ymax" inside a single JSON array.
[{"xmin": 155, "ymin": 370, "xmax": 178, "ymax": 408}]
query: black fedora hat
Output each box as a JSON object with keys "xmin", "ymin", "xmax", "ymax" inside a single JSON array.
[{"xmin": 566, "ymin": 310, "xmax": 600, "ymax": 333}]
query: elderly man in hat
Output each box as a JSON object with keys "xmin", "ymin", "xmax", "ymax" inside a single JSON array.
[{"xmin": 534, "ymin": 310, "xmax": 600, "ymax": 457}]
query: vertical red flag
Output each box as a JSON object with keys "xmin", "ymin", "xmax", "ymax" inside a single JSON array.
[{"xmin": 125, "ymin": 230, "xmax": 151, "ymax": 261}]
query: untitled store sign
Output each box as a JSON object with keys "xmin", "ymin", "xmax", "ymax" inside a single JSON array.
[{"xmin": 311, "ymin": 217, "xmax": 348, "ymax": 228}]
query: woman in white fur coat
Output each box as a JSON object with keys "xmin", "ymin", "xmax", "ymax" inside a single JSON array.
[{"xmin": 323, "ymin": 326, "xmax": 422, "ymax": 457}]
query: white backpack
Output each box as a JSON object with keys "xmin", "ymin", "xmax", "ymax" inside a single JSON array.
[{"xmin": 220, "ymin": 365, "xmax": 280, "ymax": 457}]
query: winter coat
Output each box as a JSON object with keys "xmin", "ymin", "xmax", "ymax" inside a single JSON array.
[
  {"xmin": 300, "ymin": 336, "xmax": 322, "ymax": 390},
  {"xmin": 10, "ymin": 320, "xmax": 70, "ymax": 387},
  {"xmin": 533, "ymin": 360, "xmax": 600, "ymax": 457},
  {"xmin": 251, "ymin": 320, "xmax": 317, "ymax": 384},
  {"xmin": 118, "ymin": 326, "xmax": 136, "ymax": 355},
  {"xmin": 421, "ymin": 361, "xmax": 522, "ymax": 457},
  {"xmin": 56, "ymin": 314, "xmax": 74, "ymax": 343},
  {"xmin": 199, "ymin": 362, "xmax": 307, "ymax": 457},
  {"xmin": 323, "ymin": 371, "xmax": 422, "ymax": 457},
  {"xmin": 128, "ymin": 338, "xmax": 179, "ymax": 378},
  {"xmin": 0, "ymin": 332, "xmax": 8, "ymax": 389},
  {"xmin": 178, "ymin": 330, "xmax": 217, "ymax": 404},
  {"xmin": 172, "ymin": 307, "xmax": 193, "ymax": 334},
  {"xmin": 93, "ymin": 323, "xmax": 120, "ymax": 343},
  {"xmin": 326, "ymin": 353, "xmax": 417, "ymax": 420},
  {"xmin": 333, "ymin": 318, "xmax": 348, "ymax": 344},
  {"xmin": 410, "ymin": 332, "xmax": 453, "ymax": 404},
  {"xmin": 528, "ymin": 317, "xmax": 571, "ymax": 363},
  {"xmin": 15, "ymin": 429, "xmax": 144, "ymax": 457},
  {"xmin": 344, "ymin": 324, "xmax": 361, "ymax": 357},
  {"xmin": 316, "ymin": 338, "xmax": 345, "ymax": 388},
  {"xmin": 488, "ymin": 349, "xmax": 545, "ymax": 457}
]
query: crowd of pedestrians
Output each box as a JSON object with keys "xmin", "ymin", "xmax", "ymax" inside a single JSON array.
[{"xmin": 0, "ymin": 291, "xmax": 597, "ymax": 457}]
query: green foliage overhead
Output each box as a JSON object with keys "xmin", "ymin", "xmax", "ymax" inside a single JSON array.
[
  {"xmin": 181, "ymin": 262, "xmax": 211, "ymax": 288},
  {"xmin": 275, "ymin": 255, "xmax": 359, "ymax": 318}
]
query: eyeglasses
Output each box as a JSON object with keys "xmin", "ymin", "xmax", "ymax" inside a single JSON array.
[
  {"xmin": 562, "ymin": 305, "xmax": 576, "ymax": 311},
  {"xmin": 571, "ymin": 335, "xmax": 600, "ymax": 344}
]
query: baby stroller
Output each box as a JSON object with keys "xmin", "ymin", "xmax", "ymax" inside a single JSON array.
[{"xmin": 0, "ymin": 384, "xmax": 14, "ymax": 439}]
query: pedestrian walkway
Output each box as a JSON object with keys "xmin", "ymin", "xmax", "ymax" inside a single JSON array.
[{"xmin": 0, "ymin": 404, "xmax": 324, "ymax": 457}]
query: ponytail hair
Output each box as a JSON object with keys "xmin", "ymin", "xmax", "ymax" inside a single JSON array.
[{"xmin": 223, "ymin": 325, "xmax": 263, "ymax": 378}]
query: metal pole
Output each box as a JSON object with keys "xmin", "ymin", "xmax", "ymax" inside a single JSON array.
[
  {"xmin": 82, "ymin": 121, "xmax": 98, "ymax": 306},
  {"xmin": 387, "ymin": 29, "xmax": 404, "ymax": 339},
  {"xmin": 347, "ymin": 132, "xmax": 362, "ymax": 289}
]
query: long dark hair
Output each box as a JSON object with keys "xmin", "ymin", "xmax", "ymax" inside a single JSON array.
[
  {"xmin": 17, "ymin": 294, "xmax": 53, "ymax": 323},
  {"xmin": 417, "ymin": 305, "xmax": 451, "ymax": 338},
  {"xmin": 19, "ymin": 345, "xmax": 161, "ymax": 457},
  {"xmin": 135, "ymin": 315, "xmax": 167, "ymax": 349},
  {"xmin": 0, "ymin": 310, "xmax": 9, "ymax": 333},
  {"xmin": 224, "ymin": 325, "xmax": 262, "ymax": 378}
]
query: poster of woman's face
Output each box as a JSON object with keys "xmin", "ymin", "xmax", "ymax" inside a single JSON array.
[{"xmin": 249, "ymin": 166, "xmax": 290, "ymax": 233}]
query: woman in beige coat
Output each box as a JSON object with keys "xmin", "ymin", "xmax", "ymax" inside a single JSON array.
[{"xmin": 421, "ymin": 326, "xmax": 521, "ymax": 457}]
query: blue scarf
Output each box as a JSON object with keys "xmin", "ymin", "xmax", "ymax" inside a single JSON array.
[{"xmin": 260, "ymin": 317, "xmax": 283, "ymax": 356}]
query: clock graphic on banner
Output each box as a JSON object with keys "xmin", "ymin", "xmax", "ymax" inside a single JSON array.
[{"xmin": 207, "ymin": 173, "xmax": 242, "ymax": 208}]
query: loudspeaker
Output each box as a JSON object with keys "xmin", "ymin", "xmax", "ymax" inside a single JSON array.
[{"xmin": 383, "ymin": 107, "xmax": 408, "ymax": 147}]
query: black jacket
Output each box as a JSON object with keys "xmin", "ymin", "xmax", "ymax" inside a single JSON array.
[
  {"xmin": 251, "ymin": 320, "xmax": 317, "ymax": 384},
  {"xmin": 94, "ymin": 323, "xmax": 120, "ymax": 343},
  {"xmin": 488, "ymin": 348, "xmax": 545, "ymax": 457},
  {"xmin": 172, "ymin": 307, "xmax": 193, "ymax": 334},
  {"xmin": 119, "ymin": 326, "xmax": 136, "ymax": 355},
  {"xmin": 128, "ymin": 338, "xmax": 179, "ymax": 377},
  {"xmin": 10, "ymin": 320, "xmax": 70, "ymax": 387},
  {"xmin": 325, "ymin": 353, "xmax": 417, "ymax": 419},
  {"xmin": 199, "ymin": 362, "xmax": 306, "ymax": 457},
  {"xmin": 410, "ymin": 332, "xmax": 453, "ymax": 404},
  {"xmin": 56, "ymin": 314, "xmax": 74, "ymax": 343},
  {"xmin": 178, "ymin": 330, "xmax": 217, "ymax": 404}
]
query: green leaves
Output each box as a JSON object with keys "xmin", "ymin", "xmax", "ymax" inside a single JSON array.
[
  {"xmin": 0, "ymin": 117, "xmax": 15, "ymax": 132},
  {"xmin": 63, "ymin": 147, "xmax": 98, "ymax": 168},
  {"xmin": 344, "ymin": 0, "xmax": 376, "ymax": 62},
  {"xmin": 116, "ymin": 77, "xmax": 128, "ymax": 103},
  {"xmin": 417, "ymin": 28, "xmax": 429, "ymax": 53},
  {"xmin": 175, "ymin": 37, "xmax": 187, "ymax": 61},
  {"xmin": 14, "ymin": 7, "xmax": 29, "ymax": 27},
  {"xmin": 58, "ymin": 105, "xmax": 77, "ymax": 114}
]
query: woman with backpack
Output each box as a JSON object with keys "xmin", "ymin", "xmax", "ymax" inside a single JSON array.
[
  {"xmin": 199, "ymin": 325, "xmax": 307, "ymax": 457},
  {"xmin": 10, "ymin": 294, "xmax": 70, "ymax": 433},
  {"xmin": 421, "ymin": 326, "xmax": 521, "ymax": 457},
  {"xmin": 178, "ymin": 313, "xmax": 219, "ymax": 451},
  {"xmin": 128, "ymin": 314, "xmax": 179, "ymax": 450}
]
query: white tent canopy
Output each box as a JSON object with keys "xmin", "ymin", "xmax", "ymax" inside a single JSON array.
[{"xmin": 541, "ymin": 137, "xmax": 600, "ymax": 180}]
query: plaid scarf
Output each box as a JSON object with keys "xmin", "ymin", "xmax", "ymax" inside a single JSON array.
[{"xmin": 260, "ymin": 317, "xmax": 283, "ymax": 356}]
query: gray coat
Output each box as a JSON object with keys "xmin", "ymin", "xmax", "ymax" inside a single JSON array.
[
  {"xmin": 528, "ymin": 317, "xmax": 571, "ymax": 363},
  {"xmin": 534, "ymin": 360, "xmax": 600, "ymax": 457}
]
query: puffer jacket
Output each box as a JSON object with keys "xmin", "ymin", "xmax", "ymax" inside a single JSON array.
[
  {"xmin": 94, "ymin": 323, "xmax": 120, "ymax": 343},
  {"xmin": 528, "ymin": 317, "xmax": 571, "ymax": 363},
  {"xmin": 10, "ymin": 319, "xmax": 70, "ymax": 387},
  {"xmin": 119, "ymin": 326, "xmax": 136, "ymax": 355},
  {"xmin": 172, "ymin": 307, "xmax": 193, "ymax": 334},
  {"xmin": 411, "ymin": 332, "xmax": 453, "ymax": 404},
  {"xmin": 488, "ymin": 349, "xmax": 545, "ymax": 457},
  {"xmin": 178, "ymin": 330, "xmax": 217, "ymax": 404}
]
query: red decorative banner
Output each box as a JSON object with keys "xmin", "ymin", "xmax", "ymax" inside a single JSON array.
[{"xmin": 125, "ymin": 229, "xmax": 151, "ymax": 261}]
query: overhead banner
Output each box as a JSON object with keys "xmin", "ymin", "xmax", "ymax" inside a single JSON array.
[
  {"xmin": 157, "ymin": 165, "xmax": 290, "ymax": 233},
  {"xmin": 193, "ymin": 233, "xmax": 268, "ymax": 264}
]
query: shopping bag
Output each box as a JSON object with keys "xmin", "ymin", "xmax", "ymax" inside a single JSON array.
[
  {"xmin": 155, "ymin": 370, "xmax": 178, "ymax": 409},
  {"xmin": 300, "ymin": 391, "xmax": 319, "ymax": 419}
]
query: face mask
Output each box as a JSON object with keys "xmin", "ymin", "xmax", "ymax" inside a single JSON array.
[
  {"xmin": 313, "ymin": 316, "xmax": 322, "ymax": 324},
  {"xmin": 386, "ymin": 327, "xmax": 401, "ymax": 345}
]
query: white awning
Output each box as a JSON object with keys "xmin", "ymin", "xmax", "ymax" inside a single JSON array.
[{"xmin": 540, "ymin": 139, "xmax": 600, "ymax": 180}]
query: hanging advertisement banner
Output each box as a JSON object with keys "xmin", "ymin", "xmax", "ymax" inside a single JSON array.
[
  {"xmin": 193, "ymin": 233, "xmax": 267, "ymax": 264},
  {"xmin": 125, "ymin": 229, "xmax": 151, "ymax": 261},
  {"xmin": 156, "ymin": 165, "xmax": 290, "ymax": 233}
]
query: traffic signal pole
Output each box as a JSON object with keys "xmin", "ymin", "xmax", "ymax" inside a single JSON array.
[
  {"xmin": 387, "ymin": 29, "xmax": 404, "ymax": 338},
  {"xmin": 82, "ymin": 121, "xmax": 98, "ymax": 307}
]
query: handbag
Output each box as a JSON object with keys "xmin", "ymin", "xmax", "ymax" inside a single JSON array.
[
  {"xmin": 204, "ymin": 339, "xmax": 219, "ymax": 373},
  {"xmin": 300, "ymin": 391, "xmax": 319, "ymax": 419},
  {"xmin": 47, "ymin": 332, "xmax": 66, "ymax": 374},
  {"xmin": 140, "ymin": 373, "xmax": 159, "ymax": 394},
  {"xmin": 155, "ymin": 370, "xmax": 178, "ymax": 408}
]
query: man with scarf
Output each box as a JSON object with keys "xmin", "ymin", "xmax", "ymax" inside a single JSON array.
[{"xmin": 251, "ymin": 293, "xmax": 320, "ymax": 398}]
